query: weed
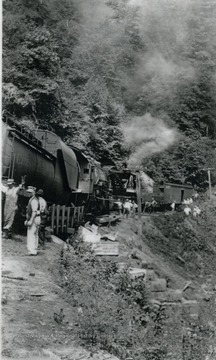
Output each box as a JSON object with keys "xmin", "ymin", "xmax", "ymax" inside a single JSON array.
[{"xmin": 58, "ymin": 241, "xmax": 169, "ymax": 359}]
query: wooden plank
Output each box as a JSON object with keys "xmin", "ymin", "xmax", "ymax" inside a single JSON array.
[
  {"xmin": 92, "ymin": 242, "xmax": 119, "ymax": 256},
  {"xmin": 77, "ymin": 207, "xmax": 81, "ymax": 223},
  {"xmin": 66, "ymin": 207, "xmax": 70, "ymax": 232},
  {"xmin": 61, "ymin": 205, "xmax": 66, "ymax": 233},
  {"xmin": 71, "ymin": 208, "xmax": 75, "ymax": 228},
  {"xmin": 51, "ymin": 204, "xmax": 55, "ymax": 232},
  {"xmin": 81, "ymin": 206, "xmax": 84, "ymax": 220},
  {"xmin": 56, "ymin": 205, "xmax": 60, "ymax": 235}
]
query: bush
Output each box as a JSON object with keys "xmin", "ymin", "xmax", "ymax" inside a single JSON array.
[{"xmin": 58, "ymin": 242, "xmax": 168, "ymax": 359}]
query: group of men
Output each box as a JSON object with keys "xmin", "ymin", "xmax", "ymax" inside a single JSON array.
[
  {"xmin": 2, "ymin": 178, "xmax": 48, "ymax": 256},
  {"xmin": 182, "ymin": 195, "xmax": 201, "ymax": 217},
  {"xmin": 114, "ymin": 198, "xmax": 138, "ymax": 218}
]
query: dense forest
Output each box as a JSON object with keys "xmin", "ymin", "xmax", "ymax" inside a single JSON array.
[{"xmin": 3, "ymin": 0, "xmax": 216, "ymax": 189}]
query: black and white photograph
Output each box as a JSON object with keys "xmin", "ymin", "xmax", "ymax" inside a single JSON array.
[{"xmin": 1, "ymin": 0, "xmax": 216, "ymax": 359}]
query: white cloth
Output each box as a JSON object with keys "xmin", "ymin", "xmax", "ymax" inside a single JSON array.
[{"xmin": 26, "ymin": 197, "xmax": 41, "ymax": 255}]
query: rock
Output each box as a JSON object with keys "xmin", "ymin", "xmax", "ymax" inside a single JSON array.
[
  {"xmin": 118, "ymin": 262, "xmax": 127, "ymax": 271},
  {"xmin": 149, "ymin": 278, "xmax": 167, "ymax": 292},
  {"xmin": 140, "ymin": 260, "xmax": 155, "ymax": 269},
  {"xmin": 204, "ymin": 294, "xmax": 211, "ymax": 301},
  {"xmin": 39, "ymin": 321, "xmax": 46, "ymax": 327},
  {"xmin": 51, "ymin": 235, "xmax": 64, "ymax": 245},
  {"xmin": 153, "ymin": 289, "xmax": 183, "ymax": 302},
  {"xmin": 144, "ymin": 269, "xmax": 156, "ymax": 281},
  {"xmin": 129, "ymin": 268, "xmax": 146, "ymax": 279},
  {"xmin": 182, "ymin": 299, "xmax": 199, "ymax": 320},
  {"xmin": 166, "ymin": 289, "xmax": 183, "ymax": 302}
]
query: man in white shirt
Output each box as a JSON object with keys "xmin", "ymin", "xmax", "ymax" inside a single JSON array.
[
  {"xmin": 25, "ymin": 187, "xmax": 40, "ymax": 255},
  {"xmin": 2, "ymin": 177, "xmax": 25, "ymax": 238},
  {"xmin": 123, "ymin": 199, "xmax": 132, "ymax": 218}
]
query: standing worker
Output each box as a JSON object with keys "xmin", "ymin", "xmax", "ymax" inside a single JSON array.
[
  {"xmin": 131, "ymin": 200, "xmax": 138, "ymax": 217},
  {"xmin": 171, "ymin": 200, "xmax": 176, "ymax": 212},
  {"xmin": 115, "ymin": 198, "xmax": 123, "ymax": 215},
  {"xmin": 25, "ymin": 186, "xmax": 41, "ymax": 256},
  {"xmin": 2, "ymin": 177, "xmax": 25, "ymax": 238},
  {"xmin": 123, "ymin": 199, "xmax": 132, "ymax": 218},
  {"xmin": 36, "ymin": 189, "xmax": 48, "ymax": 249}
]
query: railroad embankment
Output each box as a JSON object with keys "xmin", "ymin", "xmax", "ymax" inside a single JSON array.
[{"xmin": 2, "ymin": 194, "xmax": 216, "ymax": 360}]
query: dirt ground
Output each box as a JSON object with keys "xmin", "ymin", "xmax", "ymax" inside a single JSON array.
[
  {"xmin": 1, "ymin": 235, "xmax": 119, "ymax": 360},
  {"xmin": 2, "ymin": 212, "xmax": 216, "ymax": 359}
]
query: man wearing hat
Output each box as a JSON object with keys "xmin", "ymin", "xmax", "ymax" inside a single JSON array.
[
  {"xmin": 2, "ymin": 177, "xmax": 25, "ymax": 237},
  {"xmin": 25, "ymin": 186, "xmax": 40, "ymax": 255}
]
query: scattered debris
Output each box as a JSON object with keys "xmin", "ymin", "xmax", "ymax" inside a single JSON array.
[
  {"xmin": 175, "ymin": 255, "xmax": 186, "ymax": 264},
  {"xmin": 54, "ymin": 308, "xmax": 65, "ymax": 324},
  {"xmin": 79, "ymin": 226, "xmax": 101, "ymax": 243},
  {"xmin": 51, "ymin": 235, "xmax": 65, "ymax": 245},
  {"xmin": 149, "ymin": 278, "xmax": 167, "ymax": 292},
  {"xmin": 2, "ymin": 275, "xmax": 27, "ymax": 281},
  {"xmin": 39, "ymin": 321, "xmax": 46, "ymax": 327},
  {"xmin": 96, "ymin": 214, "xmax": 121, "ymax": 226},
  {"xmin": 101, "ymin": 232, "xmax": 119, "ymax": 242},
  {"xmin": 182, "ymin": 281, "xmax": 192, "ymax": 292},
  {"xmin": 92, "ymin": 242, "xmax": 119, "ymax": 256}
]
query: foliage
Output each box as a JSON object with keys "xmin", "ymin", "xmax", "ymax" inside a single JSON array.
[
  {"xmin": 3, "ymin": 0, "xmax": 216, "ymax": 185},
  {"xmin": 58, "ymin": 241, "xmax": 169, "ymax": 359},
  {"xmin": 143, "ymin": 196, "xmax": 216, "ymax": 277}
]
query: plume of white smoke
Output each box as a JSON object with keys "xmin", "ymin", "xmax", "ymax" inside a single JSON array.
[{"xmin": 122, "ymin": 113, "xmax": 178, "ymax": 168}]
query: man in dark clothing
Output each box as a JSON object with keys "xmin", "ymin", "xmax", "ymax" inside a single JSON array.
[{"xmin": 36, "ymin": 189, "xmax": 48, "ymax": 249}]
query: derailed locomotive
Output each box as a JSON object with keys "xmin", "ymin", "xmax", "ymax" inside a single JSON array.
[
  {"xmin": 2, "ymin": 118, "xmax": 194, "ymax": 220},
  {"xmin": 2, "ymin": 119, "xmax": 109, "ymax": 213}
]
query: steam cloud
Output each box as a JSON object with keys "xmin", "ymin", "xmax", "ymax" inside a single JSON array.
[{"xmin": 122, "ymin": 113, "xmax": 178, "ymax": 168}]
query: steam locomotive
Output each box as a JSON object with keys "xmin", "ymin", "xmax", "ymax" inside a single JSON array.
[
  {"xmin": 2, "ymin": 118, "xmax": 194, "ymax": 220},
  {"xmin": 2, "ymin": 119, "xmax": 110, "ymax": 213}
]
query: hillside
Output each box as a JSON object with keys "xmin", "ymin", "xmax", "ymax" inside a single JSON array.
[
  {"xmin": 3, "ymin": 0, "xmax": 216, "ymax": 184},
  {"xmin": 2, "ymin": 1, "xmax": 216, "ymax": 358},
  {"xmin": 2, "ymin": 195, "xmax": 216, "ymax": 359}
]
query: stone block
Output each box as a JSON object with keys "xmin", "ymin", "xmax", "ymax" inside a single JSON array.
[
  {"xmin": 129, "ymin": 268, "xmax": 146, "ymax": 279},
  {"xmin": 166, "ymin": 289, "xmax": 183, "ymax": 302},
  {"xmin": 149, "ymin": 278, "xmax": 167, "ymax": 292},
  {"xmin": 144, "ymin": 269, "xmax": 156, "ymax": 282},
  {"xmin": 118, "ymin": 262, "xmax": 127, "ymax": 271},
  {"xmin": 141, "ymin": 260, "xmax": 155, "ymax": 269},
  {"xmin": 182, "ymin": 299, "xmax": 199, "ymax": 320},
  {"xmin": 152, "ymin": 289, "xmax": 182, "ymax": 302},
  {"xmin": 129, "ymin": 268, "xmax": 156, "ymax": 281}
]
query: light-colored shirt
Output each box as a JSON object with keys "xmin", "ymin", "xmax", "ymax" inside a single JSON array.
[
  {"xmin": 124, "ymin": 201, "xmax": 132, "ymax": 210},
  {"xmin": 38, "ymin": 197, "xmax": 47, "ymax": 212},
  {"xmin": 184, "ymin": 207, "xmax": 191, "ymax": 215}
]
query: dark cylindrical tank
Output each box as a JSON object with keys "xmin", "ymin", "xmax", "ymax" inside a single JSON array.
[{"xmin": 2, "ymin": 122, "xmax": 79, "ymax": 205}]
